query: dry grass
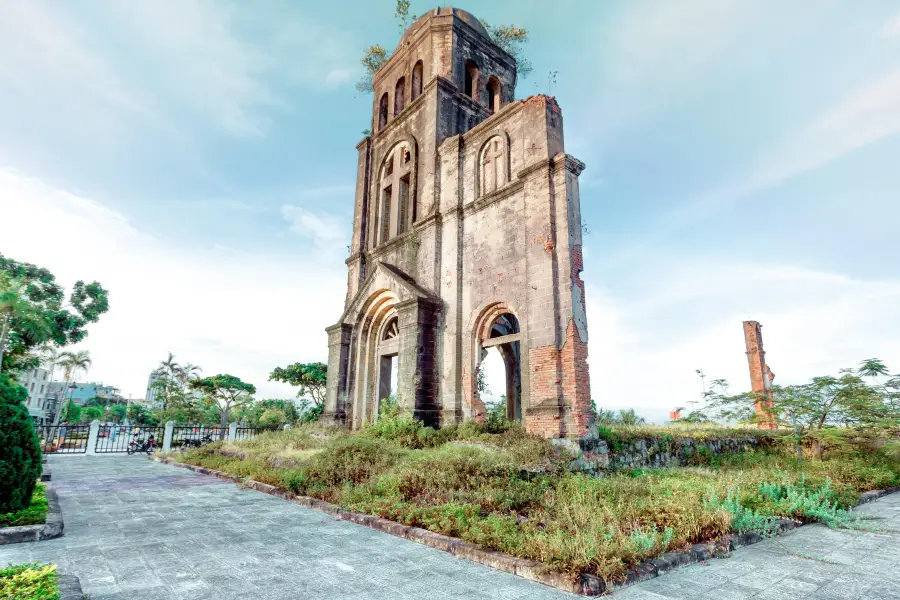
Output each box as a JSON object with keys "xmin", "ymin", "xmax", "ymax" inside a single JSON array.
[{"xmin": 172, "ymin": 418, "xmax": 900, "ymax": 581}]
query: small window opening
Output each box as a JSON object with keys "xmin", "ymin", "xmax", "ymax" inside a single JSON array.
[
  {"xmin": 486, "ymin": 77, "xmax": 501, "ymax": 112},
  {"xmin": 394, "ymin": 77, "xmax": 406, "ymax": 115},
  {"xmin": 411, "ymin": 61, "xmax": 423, "ymax": 101},
  {"xmin": 378, "ymin": 93, "xmax": 389, "ymax": 130},
  {"xmin": 398, "ymin": 174, "xmax": 410, "ymax": 234},
  {"xmin": 386, "ymin": 156, "xmax": 394, "ymax": 176},
  {"xmin": 402, "ymin": 147, "xmax": 410, "ymax": 164},
  {"xmin": 465, "ymin": 60, "xmax": 479, "ymax": 99},
  {"xmin": 380, "ymin": 186, "xmax": 392, "ymax": 244}
]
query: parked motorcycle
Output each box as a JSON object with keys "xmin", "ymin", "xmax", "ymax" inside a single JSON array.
[
  {"xmin": 180, "ymin": 434, "xmax": 213, "ymax": 449},
  {"xmin": 127, "ymin": 437, "xmax": 158, "ymax": 455}
]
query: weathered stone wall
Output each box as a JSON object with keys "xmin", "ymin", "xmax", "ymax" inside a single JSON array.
[{"xmin": 554, "ymin": 436, "xmax": 763, "ymax": 475}]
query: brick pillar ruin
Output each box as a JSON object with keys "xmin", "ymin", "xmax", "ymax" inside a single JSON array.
[{"xmin": 742, "ymin": 321, "xmax": 777, "ymax": 430}]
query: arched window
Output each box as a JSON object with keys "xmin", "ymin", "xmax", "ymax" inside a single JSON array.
[
  {"xmin": 480, "ymin": 136, "xmax": 507, "ymax": 196},
  {"xmin": 394, "ymin": 77, "xmax": 406, "ymax": 115},
  {"xmin": 486, "ymin": 77, "xmax": 501, "ymax": 112},
  {"xmin": 378, "ymin": 93, "xmax": 389, "ymax": 130},
  {"xmin": 479, "ymin": 312, "xmax": 522, "ymax": 422},
  {"xmin": 465, "ymin": 60, "xmax": 479, "ymax": 99},
  {"xmin": 411, "ymin": 61, "xmax": 423, "ymax": 101},
  {"xmin": 375, "ymin": 142, "xmax": 415, "ymax": 246}
]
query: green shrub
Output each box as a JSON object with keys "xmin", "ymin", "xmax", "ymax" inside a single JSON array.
[
  {"xmin": 0, "ymin": 374, "xmax": 42, "ymax": 513},
  {"xmin": 0, "ymin": 563, "xmax": 58, "ymax": 600},
  {"xmin": 0, "ymin": 484, "xmax": 48, "ymax": 528}
]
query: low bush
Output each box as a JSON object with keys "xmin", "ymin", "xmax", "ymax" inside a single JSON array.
[
  {"xmin": 0, "ymin": 484, "xmax": 48, "ymax": 528},
  {"xmin": 0, "ymin": 374, "xmax": 42, "ymax": 513},
  {"xmin": 0, "ymin": 563, "xmax": 58, "ymax": 600}
]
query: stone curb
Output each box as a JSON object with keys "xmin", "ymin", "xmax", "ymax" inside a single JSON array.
[
  {"xmin": 0, "ymin": 486, "xmax": 64, "ymax": 545},
  {"xmin": 154, "ymin": 456, "xmax": 899, "ymax": 597},
  {"xmin": 57, "ymin": 573, "xmax": 84, "ymax": 600}
]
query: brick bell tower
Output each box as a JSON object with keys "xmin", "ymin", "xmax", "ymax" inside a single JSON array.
[
  {"xmin": 322, "ymin": 6, "xmax": 593, "ymax": 438},
  {"xmin": 743, "ymin": 320, "xmax": 778, "ymax": 430}
]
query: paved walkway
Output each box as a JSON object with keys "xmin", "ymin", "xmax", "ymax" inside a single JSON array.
[
  {"xmin": 0, "ymin": 456, "xmax": 576, "ymax": 599},
  {"xmin": 1, "ymin": 457, "xmax": 897, "ymax": 599}
]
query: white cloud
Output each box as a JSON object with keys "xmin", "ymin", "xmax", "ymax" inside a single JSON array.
[
  {"xmin": 584, "ymin": 262, "xmax": 900, "ymax": 423},
  {"xmin": 0, "ymin": 168, "xmax": 346, "ymax": 401},
  {"xmin": 281, "ymin": 204, "xmax": 348, "ymax": 255}
]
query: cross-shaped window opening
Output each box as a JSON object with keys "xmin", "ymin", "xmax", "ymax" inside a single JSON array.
[{"xmin": 481, "ymin": 137, "xmax": 506, "ymax": 196}]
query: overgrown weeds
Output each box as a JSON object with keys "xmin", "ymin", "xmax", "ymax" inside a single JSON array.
[{"xmin": 172, "ymin": 413, "xmax": 900, "ymax": 581}]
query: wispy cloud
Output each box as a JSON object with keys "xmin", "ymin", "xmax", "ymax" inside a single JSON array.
[{"xmin": 281, "ymin": 204, "xmax": 348, "ymax": 254}]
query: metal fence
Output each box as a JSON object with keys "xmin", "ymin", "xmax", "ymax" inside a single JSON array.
[
  {"xmin": 233, "ymin": 427, "xmax": 280, "ymax": 442},
  {"xmin": 37, "ymin": 425, "xmax": 90, "ymax": 454},
  {"xmin": 171, "ymin": 426, "xmax": 229, "ymax": 449},
  {"xmin": 95, "ymin": 425, "xmax": 164, "ymax": 453}
]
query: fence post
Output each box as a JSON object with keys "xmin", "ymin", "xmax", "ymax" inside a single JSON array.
[
  {"xmin": 163, "ymin": 421, "xmax": 174, "ymax": 452},
  {"xmin": 228, "ymin": 422, "xmax": 237, "ymax": 440},
  {"xmin": 283, "ymin": 423, "xmax": 292, "ymax": 431},
  {"xmin": 86, "ymin": 420, "xmax": 101, "ymax": 456}
]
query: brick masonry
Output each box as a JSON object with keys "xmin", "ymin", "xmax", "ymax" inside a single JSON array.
[
  {"xmin": 743, "ymin": 320, "xmax": 778, "ymax": 430},
  {"xmin": 323, "ymin": 8, "xmax": 593, "ymax": 438}
]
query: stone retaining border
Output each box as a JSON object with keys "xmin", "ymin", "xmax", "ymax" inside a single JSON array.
[
  {"xmin": 0, "ymin": 486, "xmax": 64, "ymax": 545},
  {"xmin": 57, "ymin": 573, "xmax": 84, "ymax": 600},
  {"xmin": 154, "ymin": 456, "xmax": 899, "ymax": 596}
]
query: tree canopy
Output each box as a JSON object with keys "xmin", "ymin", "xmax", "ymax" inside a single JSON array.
[
  {"xmin": 190, "ymin": 374, "xmax": 256, "ymax": 428},
  {"xmin": 0, "ymin": 253, "xmax": 108, "ymax": 373}
]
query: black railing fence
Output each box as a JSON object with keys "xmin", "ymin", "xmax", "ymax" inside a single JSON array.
[
  {"xmin": 95, "ymin": 425, "xmax": 164, "ymax": 453},
  {"xmin": 171, "ymin": 426, "xmax": 229, "ymax": 448},
  {"xmin": 38, "ymin": 425, "xmax": 90, "ymax": 454},
  {"xmin": 233, "ymin": 427, "xmax": 280, "ymax": 441}
]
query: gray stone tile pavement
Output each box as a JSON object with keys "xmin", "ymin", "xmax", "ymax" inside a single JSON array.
[{"xmin": 1, "ymin": 456, "xmax": 897, "ymax": 599}]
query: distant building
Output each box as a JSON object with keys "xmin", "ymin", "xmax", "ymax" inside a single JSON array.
[
  {"xmin": 66, "ymin": 382, "xmax": 124, "ymax": 405},
  {"xmin": 16, "ymin": 367, "xmax": 52, "ymax": 424},
  {"xmin": 145, "ymin": 371, "xmax": 163, "ymax": 409}
]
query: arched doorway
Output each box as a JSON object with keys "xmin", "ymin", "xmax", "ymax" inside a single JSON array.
[
  {"xmin": 479, "ymin": 312, "xmax": 522, "ymax": 421},
  {"xmin": 375, "ymin": 316, "xmax": 400, "ymax": 418}
]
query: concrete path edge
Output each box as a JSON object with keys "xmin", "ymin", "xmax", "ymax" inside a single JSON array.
[
  {"xmin": 154, "ymin": 455, "xmax": 899, "ymax": 597},
  {"xmin": 0, "ymin": 486, "xmax": 64, "ymax": 545}
]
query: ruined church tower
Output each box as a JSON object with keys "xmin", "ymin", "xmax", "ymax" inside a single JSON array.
[
  {"xmin": 743, "ymin": 321, "xmax": 778, "ymax": 430},
  {"xmin": 323, "ymin": 7, "xmax": 592, "ymax": 438}
]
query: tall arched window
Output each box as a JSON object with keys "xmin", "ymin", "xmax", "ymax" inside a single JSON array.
[
  {"xmin": 411, "ymin": 61, "xmax": 423, "ymax": 101},
  {"xmin": 394, "ymin": 77, "xmax": 406, "ymax": 115},
  {"xmin": 465, "ymin": 60, "xmax": 479, "ymax": 100},
  {"xmin": 375, "ymin": 142, "xmax": 415, "ymax": 246},
  {"xmin": 378, "ymin": 93, "xmax": 389, "ymax": 130},
  {"xmin": 480, "ymin": 136, "xmax": 507, "ymax": 196},
  {"xmin": 486, "ymin": 77, "xmax": 501, "ymax": 112}
]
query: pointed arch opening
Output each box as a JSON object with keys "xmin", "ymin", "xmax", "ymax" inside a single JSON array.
[
  {"xmin": 465, "ymin": 60, "xmax": 479, "ymax": 100},
  {"xmin": 486, "ymin": 77, "xmax": 501, "ymax": 112}
]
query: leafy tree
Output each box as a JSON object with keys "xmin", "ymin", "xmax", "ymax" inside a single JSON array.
[
  {"xmin": 593, "ymin": 407, "xmax": 648, "ymax": 426},
  {"xmin": 356, "ymin": 45, "xmax": 389, "ymax": 93},
  {"xmin": 479, "ymin": 21, "xmax": 533, "ymax": 79},
  {"xmin": 52, "ymin": 350, "xmax": 92, "ymax": 425},
  {"xmin": 0, "ymin": 253, "xmax": 108, "ymax": 373},
  {"xmin": 190, "ymin": 374, "xmax": 256, "ymax": 429},
  {"xmin": 81, "ymin": 405, "xmax": 103, "ymax": 424},
  {"xmin": 0, "ymin": 373, "xmax": 42, "ymax": 513},
  {"xmin": 127, "ymin": 403, "xmax": 152, "ymax": 425},
  {"xmin": 0, "ymin": 274, "xmax": 51, "ymax": 374},
  {"xmin": 269, "ymin": 362, "xmax": 327, "ymax": 412},
  {"xmin": 60, "ymin": 399, "xmax": 81, "ymax": 424},
  {"xmin": 107, "ymin": 404, "xmax": 127, "ymax": 423},
  {"xmin": 235, "ymin": 399, "xmax": 300, "ymax": 428}
]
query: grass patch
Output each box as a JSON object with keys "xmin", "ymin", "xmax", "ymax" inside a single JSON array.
[
  {"xmin": 172, "ymin": 417, "xmax": 900, "ymax": 581},
  {"xmin": 0, "ymin": 563, "xmax": 58, "ymax": 600},
  {"xmin": 0, "ymin": 485, "xmax": 48, "ymax": 529}
]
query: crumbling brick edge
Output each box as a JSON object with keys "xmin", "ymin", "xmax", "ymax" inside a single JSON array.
[
  {"xmin": 154, "ymin": 456, "xmax": 899, "ymax": 596},
  {"xmin": 0, "ymin": 486, "xmax": 64, "ymax": 545}
]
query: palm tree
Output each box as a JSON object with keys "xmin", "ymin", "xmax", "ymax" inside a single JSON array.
[
  {"xmin": 154, "ymin": 352, "xmax": 181, "ymax": 378},
  {"xmin": 0, "ymin": 275, "xmax": 50, "ymax": 374},
  {"xmin": 52, "ymin": 350, "xmax": 92, "ymax": 426}
]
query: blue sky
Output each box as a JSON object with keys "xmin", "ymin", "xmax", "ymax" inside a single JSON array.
[{"xmin": 2, "ymin": 0, "xmax": 899, "ymax": 421}]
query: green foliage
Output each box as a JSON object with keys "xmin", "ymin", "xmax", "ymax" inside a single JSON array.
[
  {"xmin": 268, "ymin": 363, "xmax": 326, "ymax": 413},
  {"xmin": 0, "ymin": 484, "xmax": 48, "ymax": 528},
  {"xmin": 595, "ymin": 408, "xmax": 648, "ymax": 426},
  {"xmin": 704, "ymin": 489, "xmax": 779, "ymax": 536},
  {"xmin": 126, "ymin": 404, "xmax": 153, "ymax": 425},
  {"xmin": 479, "ymin": 21, "xmax": 533, "ymax": 79},
  {"xmin": 0, "ymin": 253, "xmax": 108, "ymax": 373},
  {"xmin": 190, "ymin": 374, "xmax": 256, "ymax": 428},
  {"xmin": 356, "ymin": 45, "xmax": 389, "ymax": 93},
  {"xmin": 394, "ymin": 0, "xmax": 413, "ymax": 32},
  {"xmin": 0, "ymin": 374, "xmax": 42, "ymax": 513},
  {"xmin": 0, "ymin": 563, "xmax": 58, "ymax": 600},
  {"xmin": 59, "ymin": 400, "xmax": 80, "ymax": 424}
]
